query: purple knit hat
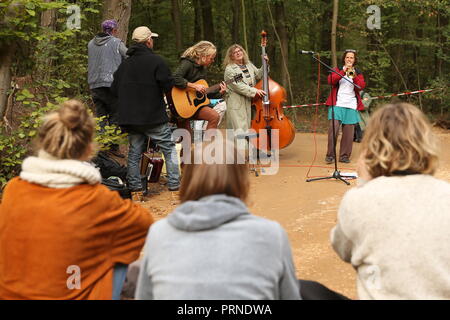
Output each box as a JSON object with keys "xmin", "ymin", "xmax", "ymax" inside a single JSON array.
[{"xmin": 102, "ymin": 19, "xmax": 118, "ymax": 35}]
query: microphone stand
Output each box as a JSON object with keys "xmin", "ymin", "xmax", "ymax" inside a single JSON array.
[{"xmin": 303, "ymin": 53, "xmax": 361, "ymax": 185}]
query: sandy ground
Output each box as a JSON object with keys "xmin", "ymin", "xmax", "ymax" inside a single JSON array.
[{"xmin": 140, "ymin": 129, "xmax": 450, "ymax": 300}]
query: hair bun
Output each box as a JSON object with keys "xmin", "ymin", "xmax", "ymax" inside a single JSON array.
[
  {"xmin": 38, "ymin": 99, "xmax": 95, "ymax": 160},
  {"xmin": 58, "ymin": 100, "xmax": 87, "ymax": 130}
]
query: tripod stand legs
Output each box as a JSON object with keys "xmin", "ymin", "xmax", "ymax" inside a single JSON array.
[{"xmin": 306, "ymin": 170, "xmax": 351, "ymax": 185}]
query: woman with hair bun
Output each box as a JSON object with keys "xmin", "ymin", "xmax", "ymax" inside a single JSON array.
[
  {"xmin": 0, "ymin": 100, "xmax": 153, "ymax": 300},
  {"xmin": 331, "ymin": 103, "xmax": 450, "ymax": 299}
]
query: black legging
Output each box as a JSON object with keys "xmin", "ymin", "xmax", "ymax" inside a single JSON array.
[{"xmin": 299, "ymin": 280, "xmax": 350, "ymax": 300}]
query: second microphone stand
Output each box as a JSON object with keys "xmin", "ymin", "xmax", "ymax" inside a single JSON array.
[{"xmin": 305, "ymin": 53, "xmax": 361, "ymax": 185}]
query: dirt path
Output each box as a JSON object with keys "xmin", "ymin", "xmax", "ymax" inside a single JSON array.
[{"xmin": 141, "ymin": 129, "xmax": 450, "ymax": 300}]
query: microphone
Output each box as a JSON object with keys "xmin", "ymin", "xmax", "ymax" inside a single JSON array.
[{"xmin": 299, "ymin": 50, "xmax": 315, "ymax": 54}]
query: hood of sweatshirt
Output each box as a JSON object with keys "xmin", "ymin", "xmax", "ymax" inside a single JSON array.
[
  {"xmin": 93, "ymin": 33, "xmax": 115, "ymax": 46},
  {"xmin": 180, "ymin": 57, "xmax": 203, "ymax": 69},
  {"xmin": 167, "ymin": 194, "xmax": 249, "ymax": 231},
  {"xmin": 126, "ymin": 42, "xmax": 153, "ymax": 57}
]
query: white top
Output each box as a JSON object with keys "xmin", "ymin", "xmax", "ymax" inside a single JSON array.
[
  {"xmin": 331, "ymin": 174, "xmax": 450, "ymax": 300},
  {"xmin": 336, "ymin": 69, "xmax": 357, "ymax": 109}
]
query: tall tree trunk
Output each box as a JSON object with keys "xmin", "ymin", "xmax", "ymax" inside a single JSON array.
[
  {"xmin": 193, "ymin": 0, "xmax": 202, "ymax": 42},
  {"xmin": 415, "ymin": 16, "xmax": 424, "ymax": 110},
  {"xmin": 39, "ymin": 0, "xmax": 58, "ymax": 81},
  {"xmin": 232, "ymin": 0, "xmax": 240, "ymax": 44},
  {"xmin": 249, "ymin": 0, "xmax": 258, "ymax": 60},
  {"xmin": 241, "ymin": 0, "xmax": 248, "ymax": 52},
  {"xmin": 0, "ymin": 3, "xmax": 20, "ymax": 119},
  {"xmin": 435, "ymin": 12, "xmax": 440, "ymax": 79},
  {"xmin": 437, "ymin": 12, "xmax": 448, "ymax": 79},
  {"xmin": 0, "ymin": 44, "xmax": 15, "ymax": 119},
  {"xmin": 331, "ymin": 0, "xmax": 339, "ymax": 68},
  {"xmin": 414, "ymin": 47, "xmax": 423, "ymax": 110},
  {"xmin": 274, "ymin": 1, "xmax": 289, "ymax": 89},
  {"xmin": 40, "ymin": 0, "xmax": 57, "ymax": 29},
  {"xmin": 201, "ymin": 0, "xmax": 215, "ymax": 43},
  {"xmin": 102, "ymin": 0, "xmax": 132, "ymax": 44},
  {"xmin": 320, "ymin": 0, "xmax": 332, "ymax": 51},
  {"xmin": 171, "ymin": 0, "xmax": 182, "ymax": 53}
]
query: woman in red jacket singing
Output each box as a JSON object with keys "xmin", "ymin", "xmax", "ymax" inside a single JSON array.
[{"xmin": 325, "ymin": 49, "xmax": 366, "ymax": 164}]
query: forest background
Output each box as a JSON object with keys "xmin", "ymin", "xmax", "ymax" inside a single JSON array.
[{"xmin": 0, "ymin": 0, "xmax": 449, "ymax": 188}]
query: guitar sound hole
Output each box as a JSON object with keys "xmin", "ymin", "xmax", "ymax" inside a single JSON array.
[{"xmin": 196, "ymin": 92, "xmax": 204, "ymax": 99}]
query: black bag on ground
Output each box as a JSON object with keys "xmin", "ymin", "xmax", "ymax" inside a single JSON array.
[
  {"xmin": 92, "ymin": 151, "xmax": 127, "ymax": 181},
  {"xmin": 92, "ymin": 151, "xmax": 130, "ymax": 199},
  {"xmin": 101, "ymin": 176, "xmax": 131, "ymax": 199}
]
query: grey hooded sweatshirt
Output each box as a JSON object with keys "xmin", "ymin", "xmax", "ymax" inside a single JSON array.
[
  {"xmin": 87, "ymin": 33, "xmax": 127, "ymax": 89},
  {"xmin": 135, "ymin": 194, "xmax": 301, "ymax": 300}
]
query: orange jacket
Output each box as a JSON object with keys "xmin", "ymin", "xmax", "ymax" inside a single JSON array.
[{"xmin": 0, "ymin": 177, "xmax": 153, "ymax": 300}]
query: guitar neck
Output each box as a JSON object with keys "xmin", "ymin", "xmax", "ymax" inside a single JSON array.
[{"xmin": 206, "ymin": 78, "xmax": 235, "ymax": 94}]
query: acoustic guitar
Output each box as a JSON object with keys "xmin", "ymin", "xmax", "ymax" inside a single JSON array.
[{"xmin": 169, "ymin": 74, "xmax": 243, "ymax": 119}]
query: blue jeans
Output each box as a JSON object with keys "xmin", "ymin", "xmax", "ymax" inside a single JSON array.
[
  {"xmin": 126, "ymin": 123, "xmax": 180, "ymax": 190},
  {"xmin": 112, "ymin": 264, "xmax": 128, "ymax": 300}
]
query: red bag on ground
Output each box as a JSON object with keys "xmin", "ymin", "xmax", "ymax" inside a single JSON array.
[{"xmin": 140, "ymin": 142, "xmax": 164, "ymax": 184}]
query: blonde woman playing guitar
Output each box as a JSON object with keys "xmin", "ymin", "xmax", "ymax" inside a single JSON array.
[{"xmin": 172, "ymin": 41, "xmax": 227, "ymax": 134}]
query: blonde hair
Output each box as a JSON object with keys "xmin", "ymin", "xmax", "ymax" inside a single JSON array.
[
  {"xmin": 223, "ymin": 44, "xmax": 250, "ymax": 68},
  {"xmin": 181, "ymin": 41, "xmax": 217, "ymax": 62},
  {"xmin": 38, "ymin": 100, "xmax": 95, "ymax": 160},
  {"xmin": 361, "ymin": 102, "xmax": 439, "ymax": 178},
  {"xmin": 179, "ymin": 142, "xmax": 249, "ymax": 203}
]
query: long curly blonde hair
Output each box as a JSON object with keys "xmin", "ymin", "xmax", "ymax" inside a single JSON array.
[
  {"xmin": 361, "ymin": 102, "xmax": 439, "ymax": 178},
  {"xmin": 223, "ymin": 44, "xmax": 250, "ymax": 68},
  {"xmin": 181, "ymin": 41, "xmax": 216, "ymax": 62}
]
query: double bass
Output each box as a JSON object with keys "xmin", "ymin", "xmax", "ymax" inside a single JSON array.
[{"xmin": 251, "ymin": 31, "xmax": 295, "ymax": 150}]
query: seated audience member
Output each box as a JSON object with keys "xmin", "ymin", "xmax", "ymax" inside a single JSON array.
[
  {"xmin": 0, "ymin": 100, "xmax": 153, "ymax": 300},
  {"xmin": 135, "ymin": 142, "xmax": 300, "ymax": 300},
  {"xmin": 331, "ymin": 102, "xmax": 450, "ymax": 300}
]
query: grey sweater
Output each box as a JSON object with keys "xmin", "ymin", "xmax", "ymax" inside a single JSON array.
[
  {"xmin": 331, "ymin": 174, "xmax": 450, "ymax": 300},
  {"xmin": 135, "ymin": 194, "xmax": 300, "ymax": 300},
  {"xmin": 87, "ymin": 33, "xmax": 127, "ymax": 89}
]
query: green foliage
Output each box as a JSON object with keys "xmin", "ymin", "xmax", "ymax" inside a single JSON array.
[
  {"xmin": 94, "ymin": 117, "xmax": 128, "ymax": 152},
  {"xmin": 129, "ymin": 0, "xmax": 448, "ymax": 115},
  {"xmin": 0, "ymin": 93, "xmax": 127, "ymax": 190},
  {"xmin": 1, "ymin": 0, "xmax": 449, "ymax": 191},
  {"xmin": 427, "ymin": 78, "xmax": 450, "ymax": 116},
  {"xmin": 0, "ymin": 94, "xmax": 57, "ymax": 188},
  {"xmin": 362, "ymin": 50, "xmax": 391, "ymax": 96},
  {"xmin": 0, "ymin": 0, "xmax": 129, "ymax": 190},
  {"xmin": 0, "ymin": 0, "xmax": 66, "ymax": 42}
]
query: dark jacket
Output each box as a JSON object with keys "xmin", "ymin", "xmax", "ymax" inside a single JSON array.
[
  {"xmin": 173, "ymin": 57, "xmax": 207, "ymax": 88},
  {"xmin": 173, "ymin": 57, "xmax": 221, "ymax": 99},
  {"xmin": 326, "ymin": 67, "xmax": 366, "ymax": 111},
  {"xmin": 111, "ymin": 43, "xmax": 174, "ymax": 127}
]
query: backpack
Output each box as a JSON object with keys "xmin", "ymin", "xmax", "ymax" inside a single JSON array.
[
  {"xmin": 91, "ymin": 151, "xmax": 130, "ymax": 199},
  {"xmin": 101, "ymin": 176, "xmax": 131, "ymax": 199},
  {"xmin": 92, "ymin": 151, "xmax": 127, "ymax": 181}
]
